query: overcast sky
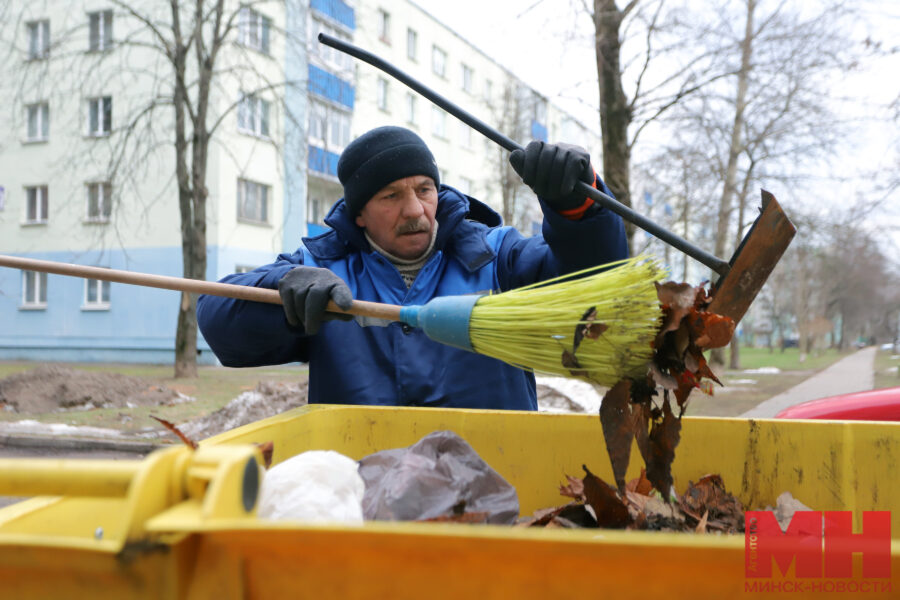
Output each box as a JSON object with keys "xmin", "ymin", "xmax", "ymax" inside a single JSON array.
[{"xmin": 411, "ymin": 0, "xmax": 900, "ymax": 252}]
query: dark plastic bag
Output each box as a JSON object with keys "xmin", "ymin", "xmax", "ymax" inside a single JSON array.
[{"xmin": 358, "ymin": 430, "xmax": 519, "ymax": 524}]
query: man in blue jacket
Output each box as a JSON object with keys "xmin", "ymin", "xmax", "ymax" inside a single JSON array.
[{"xmin": 197, "ymin": 126, "xmax": 627, "ymax": 410}]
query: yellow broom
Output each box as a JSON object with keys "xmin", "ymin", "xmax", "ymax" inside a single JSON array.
[{"xmin": 0, "ymin": 254, "xmax": 663, "ymax": 385}]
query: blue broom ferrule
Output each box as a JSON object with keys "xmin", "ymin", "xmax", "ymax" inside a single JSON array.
[{"xmin": 397, "ymin": 295, "xmax": 480, "ymax": 352}]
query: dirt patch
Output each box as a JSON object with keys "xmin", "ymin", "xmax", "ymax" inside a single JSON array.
[
  {"xmin": 180, "ymin": 380, "xmax": 308, "ymax": 440},
  {"xmin": 0, "ymin": 365, "xmax": 191, "ymax": 414}
]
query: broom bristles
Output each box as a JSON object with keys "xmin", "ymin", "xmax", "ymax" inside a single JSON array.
[{"xmin": 469, "ymin": 256, "xmax": 664, "ymax": 386}]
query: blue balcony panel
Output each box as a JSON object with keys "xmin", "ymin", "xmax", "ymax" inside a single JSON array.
[
  {"xmin": 308, "ymin": 64, "xmax": 355, "ymax": 109},
  {"xmin": 308, "ymin": 145, "xmax": 340, "ymax": 177},
  {"xmin": 531, "ymin": 120, "xmax": 548, "ymax": 142},
  {"xmin": 310, "ymin": 0, "xmax": 355, "ymax": 31}
]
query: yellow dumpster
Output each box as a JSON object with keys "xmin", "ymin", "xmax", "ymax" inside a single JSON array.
[{"xmin": 0, "ymin": 405, "xmax": 898, "ymax": 599}]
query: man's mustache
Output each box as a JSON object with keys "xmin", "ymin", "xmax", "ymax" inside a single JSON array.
[{"xmin": 395, "ymin": 219, "xmax": 430, "ymax": 235}]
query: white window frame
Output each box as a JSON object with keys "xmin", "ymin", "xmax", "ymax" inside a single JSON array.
[
  {"xmin": 308, "ymin": 100, "xmax": 327, "ymax": 144},
  {"xmin": 376, "ymin": 77, "xmax": 389, "ymax": 112},
  {"xmin": 238, "ymin": 93, "xmax": 270, "ymax": 137},
  {"xmin": 431, "ymin": 105, "xmax": 447, "ymax": 139},
  {"xmin": 307, "ymin": 197, "xmax": 326, "ymax": 225},
  {"xmin": 406, "ymin": 27, "xmax": 417, "ymax": 61},
  {"xmin": 461, "ymin": 64, "xmax": 473, "ymax": 94},
  {"xmin": 26, "ymin": 102, "xmax": 49, "ymax": 142},
  {"xmin": 238, "ymin": 6, "xmax": 271, "ymax": 54},
  {"xmin": 83, "ymin": 277, "xmax": 111, "ymax": 310},
  {"xmin": 86, "ymin": 96, "xmax": 112, "ymax": 137},
  {"xmin": 432, "ymin": 45, "xmax": 446, "ymax": 78},
  {"xmin": 24, "ymin": 185, "xmax": 48, "ymax": 224},
  {"xmin": 405, "ymin": 92, "xmax": 417, "ymax": 126},
  {"xmin": 237, "ymin": 178, "xmax": 270, "ymax": 224},
  {"xmin": 484, "ymin": 79, "xmax": 493, "ymax": 103},
  {"xmin": 85, "ymin": 182, "xmax": 112, "ymax": 222},
  {"xmin": 459, "ymin": 121, "xmax": 472, "ymax": 149},
  {"xmin": 21, "ymin": 271, "xmax": 47, "ymax": 309},
  {"xmin": 27, "ymin": 20, "xmax": 50, "ymax": 59},
  {"xmin": 88, "ymin": 10, "xmax": 113, "ymax": 52},
  {"xmin": 377, "ymin": 9, "xmax": 390, "ymax": 44}
]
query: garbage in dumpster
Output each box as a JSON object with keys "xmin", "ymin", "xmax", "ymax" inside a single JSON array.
[
  {"xmin": 358, "ymin": 430, "xmax": 519, "ymax": 524},
  {"xmin": 520, "ymin": 467, "xmax": 747, "ymax": 533},
  {"xmin": 258, "ymin": 450, "xmax": 366, "ymax": 523}
]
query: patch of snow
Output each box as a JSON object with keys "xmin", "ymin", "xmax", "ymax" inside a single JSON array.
[
  {"xmin": 0, "ymin": 419, "xmax": 122, "ymax": 437},
  {"xmin": 743, "ymin": 367, "xmax": 781, "ymax": 375},
  {"xmin": 729, "ymin": 378, "xmax": 758, "ymax": 385},
  {"xmin": 535, "ymin": 376, "xmax": 604, "ymax": 414}
]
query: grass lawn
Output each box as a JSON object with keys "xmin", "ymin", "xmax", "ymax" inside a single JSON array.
[
  {"xmin": 0, "ymin": 361, "xmax": 307, "ymax": 434},
  {"xmin": 873, "ymin": 347, "xmax": 900, "ymax": 390}
]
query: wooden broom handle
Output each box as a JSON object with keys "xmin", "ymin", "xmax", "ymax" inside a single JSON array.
[{"xmin": 0, "ymin": 254, "xmax": 403, "ymax": 322}]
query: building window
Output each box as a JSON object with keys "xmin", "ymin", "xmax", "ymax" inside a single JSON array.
[
  {"xmin": 406, "ymin": 93, "xmax": 416, "ymax": 125},
  {"xmin": 83, "ymin": 278, "xmax": 110, "ymax": 309},
  {"xmin": 309, "ymin": 99, "xmax": 351, "ymax": 150},
  {"xmin": 24, "ymin": 186, "xmax": 48, "ymax": 224},
  {"xmin": 27, "ymin": 20, "xmax": 50, "ymax": 59},
  {"xmin": 458, "ymin": 176, "xmax": 474, "ymax": 196},
  {"xmin": 86, "ymin": 96, "xmax": 112, "ymax": 136},
  {"xmin": 86, "ymin": 182, "xmax": 112, "ymax": 221},
  {"xmin": 237, "ymin": 178, "xmax": 269, "ymax": 223},
  {"xmin": 307, "ymin": 197, "xmax": 326, "ymax": 225},
  {"xmin": 484, "ymin": 79, "xmax": 492, "ymax": 102},
  {"xmin": 235, "ymin": 264, "xmax": 258, "ymax": 274},
  {"xmin": 308, "ymin": 101, "xmax": 327, "ymax": 142},
  {"xmin": 431, "ymin": 105, "xmax": 446, "ymax": 139},
  {"xmin": 406, "ymin": 28, "xmax": 417, "ymax": 61},
  {"xmin": 239, "ymin": 7, "xmax": 271, "ymax": 54},
  {"xmin": 308, "ymin": 16, "xmax": 353, "ymax": 72},
  {"xmin": 459, "ymin": 121, "xmax": 472, "ymax": 148},
  {"xmin": 238, "ymin": 94, "xmax": 270, "ymax": 137},
  {"xmin": 377, "ymin": 9, "xmax": 390, "ymax": 44},
  {"xmin": 376, "ymin": 77, "xmax": 389, "ymax": 112},
  {"xmin": 21, "ymin": 271, "xmax": 47, "ymax": 308},
  {"xmin": 432, "ymin": 45, "xmax": 446, "ymax": 78},
  {"xmin": 88, "ymin": 10, "xmax": 113, "ymax": 51},
  {"xmin": 461, "ymin": 64, "xmax": 473, "ymax": 94},
  {"xmin": 26, "ymin": 103, "xmax": 49, "ymax": 142}
]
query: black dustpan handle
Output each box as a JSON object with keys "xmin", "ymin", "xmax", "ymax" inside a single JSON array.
[{"xmin": 317, "ymin": 33, "xmax": 730, "ymax": 277}]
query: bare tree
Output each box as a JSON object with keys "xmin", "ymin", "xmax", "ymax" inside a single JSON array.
[{"xmin": 485, "ymin": 76, "xmax": 542, "ymax": 233}]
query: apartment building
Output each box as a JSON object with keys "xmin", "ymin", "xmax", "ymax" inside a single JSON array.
[{"xmin": 0, "ymin": 0, "xmax": 603, "ymax": 364}]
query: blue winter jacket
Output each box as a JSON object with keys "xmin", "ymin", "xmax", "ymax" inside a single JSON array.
[{"xmin": 197, "ymin": 184, "xmax": 627, "ymax": 410}]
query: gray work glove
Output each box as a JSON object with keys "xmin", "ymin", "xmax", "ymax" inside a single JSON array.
[
  {"xmin": 508, "ymin": 141, "xmax": 596, "ymax": 212},
  {"xmin": 278, "ymin": 266, "xmax": 353, "ymax": 335}
]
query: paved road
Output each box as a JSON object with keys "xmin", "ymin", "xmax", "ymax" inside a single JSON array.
[{"xmin": 740, "ymin": 347, "xmax": 877, "ymax": 418}]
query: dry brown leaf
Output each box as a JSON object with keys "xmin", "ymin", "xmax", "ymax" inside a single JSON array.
[
  {"xmin": 599, "ymin": 379, "xmax": 635, "ymax": 492},
  {"xmin": 559, "ymin": 474, "xmax": 585, "ymax": 501},
  {"xmin": 151, "ymin": 415, "xmax": 198, "ymax": 449},
  {"xmin": 625, "ymin": 467, "xmax": 653, "ymax": 496},
  {"xmin": 645, "ymin": 399, "xmax": 681, "ymax": 500},
  {"xmin": 582, "ymin": 465, "xmax": 630, "ymax": 528},
  {"xmin": 695, "ymin": 510, "xmax": 709, "ymax": 534}
]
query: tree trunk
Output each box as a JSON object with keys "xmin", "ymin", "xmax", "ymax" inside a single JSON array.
[
  {"xmin": 710, "ymin": 0, "xmax": 755, "ymax": 366},
  {"xmin": 593, "ymin": 0, "xmax": 634, "ymax": 250}
]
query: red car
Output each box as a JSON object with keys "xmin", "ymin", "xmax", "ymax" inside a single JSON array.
[{"xmin": 774, "ymin": 387, "xmax": 900, "ymax": 421}]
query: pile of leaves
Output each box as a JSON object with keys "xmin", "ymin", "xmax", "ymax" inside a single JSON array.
[
  {"xmin": 597, "ymin": 281, "xmax": 735, "ymax": 501},
  {"xmin": 519, "ymin": 467, "xmax": 744, "ymax": 533}
]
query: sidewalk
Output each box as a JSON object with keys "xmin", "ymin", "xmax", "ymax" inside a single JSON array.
[{"xmin": 739, "ymin": 347, "xmax": 877, "ymax": 418}]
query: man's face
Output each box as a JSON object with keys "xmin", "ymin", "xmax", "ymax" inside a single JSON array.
[{"xmin": 355, "ymin": 175, "xmax": 438, "ymax": 260}]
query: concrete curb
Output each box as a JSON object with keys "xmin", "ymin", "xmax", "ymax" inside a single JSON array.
[{"xmin": 0, "ymin": 434, "xmax": 167, "ymax": 455}]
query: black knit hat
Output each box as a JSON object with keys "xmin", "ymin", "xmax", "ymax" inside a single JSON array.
[{"xmin": 337, "ymin": 126, "xmax": 440, "ymax": 215}]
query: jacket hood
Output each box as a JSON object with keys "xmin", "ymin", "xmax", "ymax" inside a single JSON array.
[{"xmin": 302, "ymin": 185, "xmax": 501, "ymax": 272}]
